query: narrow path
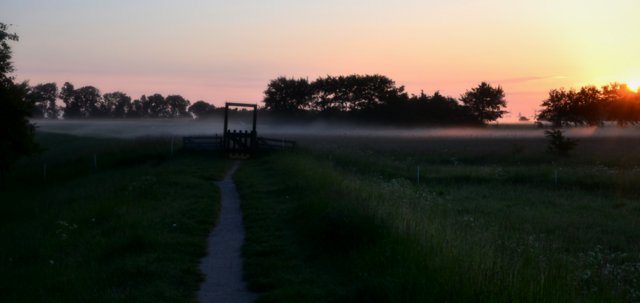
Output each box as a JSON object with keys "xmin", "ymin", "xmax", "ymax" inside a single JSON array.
[{"xmin": 198, "ymin": 161, "xmax": 257, "ymax": 303}]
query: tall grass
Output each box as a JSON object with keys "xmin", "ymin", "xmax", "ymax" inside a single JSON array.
[
  {"xmin": 0, "ymin": 133, "xmax": 229, "ymax": 302},
  {"xmin": 236, "ymin": 143, "xmax": 640, "ymax": 302}
]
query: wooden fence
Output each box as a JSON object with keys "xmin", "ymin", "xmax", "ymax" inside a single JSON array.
[
  {"xmin": 224, "ymin": 130, "xmax": 257, "ymax": 154},
  {"xmin": 182, "ymin": 134, "xmax": 295, "ymax": 153}
]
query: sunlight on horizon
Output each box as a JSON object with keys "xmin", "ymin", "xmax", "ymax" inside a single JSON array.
[
  {"xmin": 2, "ymin": 0, "xmax": 639, "ymax": 118},
  {"xmin": 627, "ymin": 79, "xmax": 640, "ymax": 92}
]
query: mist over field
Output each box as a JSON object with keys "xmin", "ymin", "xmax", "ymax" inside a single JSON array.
[{"xmin": 33, "ymin": 119, "xmax": 640, "ymax": 139}]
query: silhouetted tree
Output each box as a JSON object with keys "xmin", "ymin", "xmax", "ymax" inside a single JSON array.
[
  {"xmin": 61, "ymin": 84, "xmax": 102, "ymax": 118},
  {"xmin": 311, "ymin": 75, "xmax": 406, "ymax": 112},
  {"xmin": 141, "ymin": 94, "xmax": 168, "ymax": 117},
  {"xmin": 0, "ymin": 23, "xmax": 39, "ymax": 184},
  {"xmin": 166, "ymin": 94, "xmax": 190, "ymax": 117},
  {"xmin": 538, "ymin": 88, "xmax": 573, "ymax": 127},
  {"xmin": 264, "ymin": 77, "xmax": 313, "ymax": 112},
  {"xmin": 375, "ymin": 90, "xmax": 474, "ymax": 125},
  {"xmin": 134, "ymin": 95, "xmax": 149, "ymax": 117},
  {"xmin": 538, "ymin": 84, "xmax": 640, "ymax": 127},
  {"xmin": 417, "ymin": 91, "xmax": 469, "ymax": 123},
  {"xmin": 573, "ymin": 86, "xmax": 603, "ymax": 126},
  {"xmin": 189, "ymin": 100, "xmax": 217, "ymax": 118},
  {"xmin": 59, "ymin": 82, "xmax": 79, "ymax": 118},
  {"xmin": 103, "ymin": 91, "xmax": 131, "ymax": 118},
  {"xmin": 0, "ymin": 23, "xmax": 18, "ymax": 81},
  {"xmin": 349, "ymin": 74, "xmax": 407, "ymax": 110},
  {"xmin": 127, "ymin": 98, "xmax": 144, "ymax": 118},
  {"xmin": 261, "ymin": 74, "xmax": 482, "ymax": 125},
  {"xmin": 601, "ymin": 83, "xmax": 640, "ymax": 126},
  {"xmin": 459, "ymin": 82, "xmax": 507, "ymax": 124},
  {"xmin": 26, "ymin": 82, "xmax": 58, "ymax": 118},
  {"xmin": 311, "ymin": 76, "xmax": 341, "ymax": 111}
]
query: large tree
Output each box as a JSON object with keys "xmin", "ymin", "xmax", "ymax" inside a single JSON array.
[
  {"xmin": 262, "ymin": 74, "xmax": 407, "ymax": 113},
  {"xmin": 60, "ymin": 83, "xmax": 103, "ymax": 118},
  {"xmin": 538, "ymin": 84, "xmax": 640, "ymax": 127},
  {"xmin": 263, "ymin": 77, "xmax": 313, "ymax": 112},
  {"xmin": 537, "ymin": 88, "xmax": 574, "ymax": 127},
  {"xmin": 572, "ymin": 85, "xmax": 603, "ymax": 126},
  {"xmin": 59, "ymin": 82, "xmax": 79, "ymax": 117},
  {"xmin": 459, "ymin": 82, "xmax": 507, "ymax": 124},
  {"xmin": 166, "ymin": 94, "xmax": 190, "ymax": 117},
  {"xmin": 188, "ymin": 100, "xmax": 217, "ymax": 118},
  {"xmin": 312, "ymin": 75, "xmax": 406, "ymax": 112},
  {"xmin": 0, "ymin": 23, "xmax": 39, "ymax": 184},
  {"xmin": 127, "ymin": 98, "xmax": 144, "ymax": 118},
  {"xmin": 141, "ymin": 94, "xmax": 168, "ymax": 117},
  {"xmin": 103, "ymin": 91, "xmax": 132, "ymax": 118},
  {"xmin": 405, "ymin": 91, "xmax": 473, "ymax": 124},
  {"xmin": 601, "ymin": 83, "xmax": 640, "ymax": 126},
  {"xmin": 26, "ymin": 82, "xmax": 58, "ymax": 118}
]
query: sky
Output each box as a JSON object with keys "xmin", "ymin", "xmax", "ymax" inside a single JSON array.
[{"xmin": 2, "ymin": 0, "xmax": 639, "ymax": 120}]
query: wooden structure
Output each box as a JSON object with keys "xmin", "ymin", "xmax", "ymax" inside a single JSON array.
[
  {"xmin": 223, "ymin": 103, "xmax": 258, "ymax": 155},
  {"xmin": 182, "ymin": 102, "xmax": 295, "ymax": 156}
]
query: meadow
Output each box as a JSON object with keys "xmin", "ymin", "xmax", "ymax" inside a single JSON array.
[
  {"xmin": 0, "ymin": 132, "xmax": 229, "ymax": 302},
  {"xmin": 4, "ymin": 121, "xmax": 640, "ymax": 302},
  {"xmin": 235, "ymin": 131, "xmax": 640, "ymax": 302}
]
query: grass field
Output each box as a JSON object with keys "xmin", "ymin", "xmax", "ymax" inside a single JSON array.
[
  {"xmin": 236, "ymin": 134, "xmax": 640, "ymax": 302},
  {"xmin": 0, "ymin": 133, "xmax": 229, "ymax": 302},
  {"xmin": 5, "ymin": 123, "xmax": 640, "ymax": 302}
]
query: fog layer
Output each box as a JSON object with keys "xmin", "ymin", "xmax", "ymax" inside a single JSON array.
[{"xmin": 33, "ymin": 119, "xmax": 640, "ymax": 139}]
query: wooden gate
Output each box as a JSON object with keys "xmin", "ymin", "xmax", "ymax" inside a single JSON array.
[
  {"xmin": 182, "ymin": 102, "xmax": 296, "ymax": 156},
  {"xmin": 223, "ymin": 102, "xmax": 257, "ymax": 155}
]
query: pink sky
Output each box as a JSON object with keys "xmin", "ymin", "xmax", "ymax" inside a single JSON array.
[{"xmin": 2, "ymin": 0, "xmax": 639, "ymax": 121}]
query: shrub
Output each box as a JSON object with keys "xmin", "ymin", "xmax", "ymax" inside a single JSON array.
[{"xmin": 545, "ymin": 128, "xmax": 577, "ymax": 156}]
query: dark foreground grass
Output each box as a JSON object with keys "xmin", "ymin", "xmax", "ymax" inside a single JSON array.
[
  {"xmin": 0, "ymin": 133, "xmax": 229, "ymax": 302},
  {"xmin": 236, "ymin": 139, "xmax": 640, "ymax": 302}
]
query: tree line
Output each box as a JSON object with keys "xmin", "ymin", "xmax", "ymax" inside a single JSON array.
[
  {"xmin": 263, "ymin": 75, "xmax": 507, "ymax": 125},
  {"xmin": 26, "ymin": 82, "xmax": 222, "ymax": 119},
  {"xmin": 27, "ymin": 75, "xmax": 508, "ymax": 125},
  {"xmin": 1, "ymin": 22, "xmax": 38, "ymax": 184},
  {"xmin": 537, "ymin": 83, "xmax": 640, "ymax": 127}
]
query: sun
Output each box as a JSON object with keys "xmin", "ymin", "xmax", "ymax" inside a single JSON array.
[{"xmin": 628, "ymin": 79, "xmax": 640, "ymax": 92}]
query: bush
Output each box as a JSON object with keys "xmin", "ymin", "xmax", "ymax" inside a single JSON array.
[{"xmin": 545, "ymin": 128, "xmax": 577, "ymax": 156}]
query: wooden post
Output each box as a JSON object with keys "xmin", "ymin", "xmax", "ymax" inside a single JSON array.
[
  {"xmin": 223, "ymin": 103, "xmax": 229, "ymax": 151},
  {"xmin": 223, "ymin": 103, "xmax": 230, "ymax": 134},
  {"xmin": 251, "ymin": 106, "xmax": 256, "ymax": 154},
  {"xmin": 252, "ymin": 105, "xmax": 257, "ymax": 133}
]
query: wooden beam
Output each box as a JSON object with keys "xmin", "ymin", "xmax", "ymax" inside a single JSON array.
[{"xmin": 225, "ymin": 102, "xmax": 257, "ymax": 109}]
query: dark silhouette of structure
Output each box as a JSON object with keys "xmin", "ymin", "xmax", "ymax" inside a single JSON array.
[
  {"xmin": 223, "ymin": 102, "xmax": 258, "ymax": 156},
  {"xmin": 183, "ymin": 102, "xmax": 295, "ymax": 157}
]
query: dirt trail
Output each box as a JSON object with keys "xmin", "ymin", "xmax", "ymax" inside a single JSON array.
[{"xmin": 198, "ymin": 161, "xmax": 257, "ymax": 303}]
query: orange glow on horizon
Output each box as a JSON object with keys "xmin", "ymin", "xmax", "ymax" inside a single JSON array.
[
  {"xmin": 627, "ymin": 80, "xmax": 640, "ymax": 92},
  {"xmin": 6, "ymin": 0, "xmax": 640, "ymax": 119}
]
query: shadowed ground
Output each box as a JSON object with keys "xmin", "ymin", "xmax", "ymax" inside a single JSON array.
[{"xmin": 198, "ymin": 161, "xmax": 257, "ymax": 303}]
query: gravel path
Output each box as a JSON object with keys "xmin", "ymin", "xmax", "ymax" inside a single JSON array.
[{"xmin": 198, "ymin": 161, "xmax": 257, "ymax": 303}]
